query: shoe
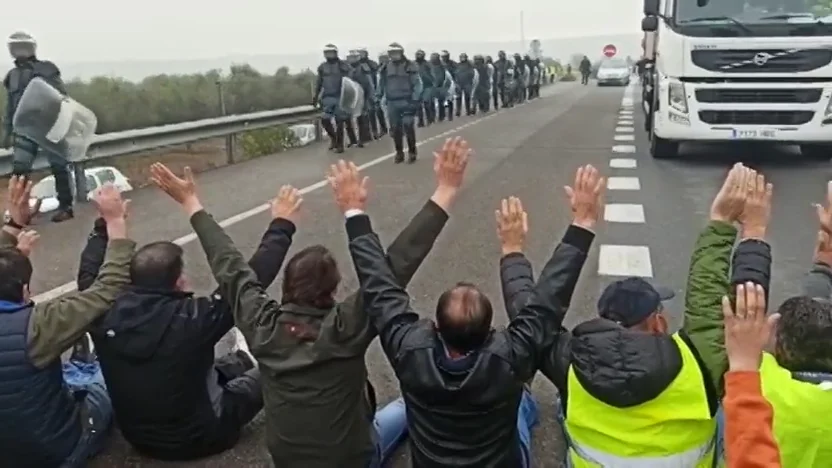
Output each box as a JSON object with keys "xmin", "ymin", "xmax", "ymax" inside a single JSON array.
[
  {"xmin": 394, "ymin": 152, "xmax": 405, "ymax": 163},
  {"xmin": 69, "ymin": 333, "xmax": 96, "ymax": 364},
  {"xmin": 407, "ymin": 152, "xmax": 417, "ymax": 164},
  {"xmin": 52, "ymin": 208, "xmax": 74, "ymax": 223}
]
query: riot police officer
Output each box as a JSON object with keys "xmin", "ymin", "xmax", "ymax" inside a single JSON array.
[
  {"xmin": 413, "ymin": 50, "xmax": 435, "ymax": 127},
  {"xmin": 494, "ymin": 51, "xmax": 510, "ymax": 109},
  {"xmin": 376, "ymin": 43, "xmax": 422, "ymax": 164},
  {"xmin": 2, "ymin": 31, "xmax": 74, "ymax": 222},
  {"xmin": 485, "ymin": 55, "xmax": 499, "ymax": 110},
  {"xmin": 358, "ymin": 48, "xmax": 385, "ymax": 139},
  {"xmin": 313, "ymin": 44, "xmax": 353, "ymax": 153},
  {"xmin": 473, "ymin": 55, "xmax": 490, "ymax": 114},
  {"xmin": 455, "ymin": 53, "xmax": 475, "ymax": 116},
  {"xmin": 429, "ymin": 53, "xmax": 453, "ymax": 122},
  {"xmin": 439, "ymin": 50, "xmax": 458, "ymax": 118},
  {"xmin": 347, "ymin": 49, "xmax": 375, "ymax": 146}
]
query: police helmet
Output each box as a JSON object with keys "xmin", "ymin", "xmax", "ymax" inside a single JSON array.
[
  {"xmin": 387, "ymin": 42, "xmax": 404, "ymax": 53},
  {"xmin": 415, "ymin": 49, "xmax": 425, "ymax": 58},
  {"xmin": 473, "ymin": 54, "xmax": 484, "ymax": 61},
  {"xmin": 430, "ymin": 52, "xmax": 441, "ymax": 61},
  {"xmin": 459, "ymin": 52, "xmax": 468, "ymax": 61},
  {"xmin": 440, "ymin": 50, "xmax": 450, "ymax": 58},
  {"xmin": 7, "ymin": 31, "xmax": 36, "ymax": 60}
]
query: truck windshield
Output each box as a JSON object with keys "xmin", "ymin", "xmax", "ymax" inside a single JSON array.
[{"xmin": 676, "ymin": 0, "xmax": 832, "ymax": 26}]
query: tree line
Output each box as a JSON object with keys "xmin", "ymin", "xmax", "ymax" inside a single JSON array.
[{"xmin": 1, "ymin": 64, "xmax": 316, "ymax": 134}]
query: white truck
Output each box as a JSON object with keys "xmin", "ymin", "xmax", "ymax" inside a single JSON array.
[{"xmin": 641, "ymin": 0, "xmax": 832, "ymax": 160}]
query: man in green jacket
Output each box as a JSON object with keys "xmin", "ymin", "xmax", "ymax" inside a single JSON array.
[
  {"xmin": 147, "ymin": 155, "xmax": 462, "ymax": 467},
  {"xmin": 0, "ymin": 176, "xmax": 135, "ymax": 467}
]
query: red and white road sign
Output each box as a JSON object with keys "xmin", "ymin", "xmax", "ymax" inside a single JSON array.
[{"xmin": 603, "ymin": 44, "xmax": 617, "ymax": 58}]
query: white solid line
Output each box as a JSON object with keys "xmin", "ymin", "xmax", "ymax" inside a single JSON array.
[
  {"xmin": 610, "ymin": 158, "xmax": 637, "ymax": 168},
  {"xmin": 607, "ymin": 176, "xmax": 641, "ymax": 190},
  {"xmin": 598, "ymin": 245, "xmax": 654, "ymax": 277},
  {"xmin": 614, "ymin": 134, "xmax": 635, "ymax": 141},
  {"xmin": 615, "ymin": 127, "xmax": 634, "ymax": 132},
  {"xmin": 32, "ymin": 100, "xmax": 526, "ymax": 303},
  {"xmin": 604, "ymin": 203, "xmax": 646, "ymax": 223},
  {"xmin": 611, "ymin": 145, "xmax": 636, "ymax": 153}
]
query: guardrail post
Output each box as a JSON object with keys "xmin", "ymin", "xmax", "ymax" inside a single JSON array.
[{"xmin": 72, "ymin": 163, "xmax": 87, "ymax": 203}]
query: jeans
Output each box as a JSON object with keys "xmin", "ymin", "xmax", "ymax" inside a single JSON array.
[
  {"xmin": 213, "ymin": 350, "xmax": 264, "ymax": 434},
  {"xmin": 60, "ymin": 360, "xmax": 113, "ymax": 468},
  {"xmin": 12, "ymin": 135, "xmax": 73, "ymax": 209},
  {"xmin": 368, "ymin": 392, "xmax": 538, "ymax": 468}
]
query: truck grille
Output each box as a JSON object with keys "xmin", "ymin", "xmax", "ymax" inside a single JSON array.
[
  {"xmin": 691, "ymin": 49, "xmax": 832, "ymax": 73},
  {"xmin": 695, "ymin": 88, "xmax": 823, "ymax": 104},
  {"xmin": 698, "ymin": 110, "xmax": 815, "ymax": 125}
]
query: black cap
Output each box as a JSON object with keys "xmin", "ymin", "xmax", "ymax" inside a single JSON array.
[{"xmin": 597, "ymin": 277, "xmax": 675, "ymax": 327}]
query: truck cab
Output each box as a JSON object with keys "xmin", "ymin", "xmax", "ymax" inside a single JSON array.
[{"xmin": 641, "ymin": 0, "xmax": 832, "ymax": 159}]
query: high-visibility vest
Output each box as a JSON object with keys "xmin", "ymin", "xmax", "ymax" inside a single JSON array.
[
  {"xmin": 760, "ymin": 352, "xmax": 832, "ymax": 467},
  {"xmin": 565, "ymin": 333, "xmax": 716, "ymax": 467}
]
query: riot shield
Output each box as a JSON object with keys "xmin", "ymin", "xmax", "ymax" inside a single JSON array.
[
  {"xmin": 444, "ymin": 70, "xmax": 457, "ymax": 103},
  {"xmin": 338, "ymin": 76, "xmax": 365, "ymax": 118},
  {"xmin": 12, "ymin": 77, "xmax": 97, "ymax": 162},
  {"xmin": 472, "ymin": 69, "xmax": 480, "ymax": 93},
  {"xmin": 487, "ymin": 64, "xmax": 495, "ymax": 100},
  {"xmin": 522, "ymin": 65, "xmax": 531, "ymax": 87}
]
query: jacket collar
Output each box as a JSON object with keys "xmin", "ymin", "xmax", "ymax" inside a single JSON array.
[{"xmin": 0, "ymin": 299, "xmax": 32, "ymax": 314}]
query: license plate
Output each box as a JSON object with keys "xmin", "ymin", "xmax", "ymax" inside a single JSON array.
[{"xmin": 731, "ymin": 128, "xmax": 777, "ymax": 139}]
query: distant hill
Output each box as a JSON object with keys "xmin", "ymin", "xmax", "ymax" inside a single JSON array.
[{"xmin": 0, "ymin": 34, "xmax": 641, "ymax": 82}]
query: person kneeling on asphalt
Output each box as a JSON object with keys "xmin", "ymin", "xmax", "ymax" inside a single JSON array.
[
  {"xmin": 0, "ymin": 177, "xmax": 135, "ymax": 468},
  {"xmin": 332, "ymin": 137, "xmax": 598, "ymax": 468},
  {"xmin": 79, "ymin": 164, "xmax": 299, "ymax": 461}
]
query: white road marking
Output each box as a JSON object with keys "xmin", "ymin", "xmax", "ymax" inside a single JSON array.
[
  {"xmin": 615, "ymin": 127, "xmax": 634, "ymax": 133},
  {"xmin": 607, "ymin": 176, "xmax": 641, "ymax": 190},
  {"xmin": 614, "ymin": 134, "xmax": 635, "ymax": 141},
  {"xmin": 33, "ymin": 95, "xmax": 543, "ymax": 303},
  {"xmin": 611, "ymin": 145, "xmax": 636, "ymax": 153},
  {"xmin": 604, "ymin": 204, "xmax": 645, "ymax": 223},
  {"xmin": 619, "ymin": 110, "xmax": 633, "ymax": 115},
  {"xmin": 598, "ymin": 245, "xmax": 654, "ymax": 277},
  {"xmin": 610, "ymin": 158, "xmax": 637, "ymax": 168}
]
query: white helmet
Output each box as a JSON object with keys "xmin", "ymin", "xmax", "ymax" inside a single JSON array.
[{"xmin": 7, "ymin": 31, "xmax": 36, "ymax": 59}]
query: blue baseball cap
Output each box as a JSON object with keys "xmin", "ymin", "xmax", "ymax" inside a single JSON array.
[{"xmin": 597, "ymin": 277, "xmax": 675, "ymax": 327}]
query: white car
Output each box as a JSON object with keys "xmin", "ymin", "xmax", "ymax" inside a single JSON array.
[
  {"xmin": 289, "ymin": 124, "xmax": 317, "ymax": 147},
  {"xmin": 4, "ymin": 166, "xmax": 133, "ymax": 220},
  {"xmin": 596, "ymin": 58, "xmax": 631, "ymax": 87}
]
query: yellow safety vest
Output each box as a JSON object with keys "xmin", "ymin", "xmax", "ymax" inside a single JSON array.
[
  {"xmin": 760, "ymin": 352, "xmax": 832, "ymax": 467},
  {"xmin": 565, "ymin": 333, "xmax": 716, "ymax": 467}
]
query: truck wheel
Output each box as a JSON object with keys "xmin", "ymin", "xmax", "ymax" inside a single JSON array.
[
  {"xmin": 801, "ymin": 144, "xmax": 832, "ymax": 161},
  {"xmin": 651, "ymin": 135, "xmax": 679, "ymax": 159}
]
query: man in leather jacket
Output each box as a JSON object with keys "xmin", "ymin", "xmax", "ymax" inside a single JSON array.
[{"xmin": 335, "ymin": 141, "xmax": 602, "ymax": 468}]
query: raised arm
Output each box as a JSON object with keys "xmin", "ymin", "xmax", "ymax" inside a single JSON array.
[{"xmin": 804, "ymin": 182, "xmax": 832, "ymax": 299}]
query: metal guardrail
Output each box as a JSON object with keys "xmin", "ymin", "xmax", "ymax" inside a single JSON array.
[{"xmin": 0, "ymin": 104, "xmax": 319, "ymax": 199}]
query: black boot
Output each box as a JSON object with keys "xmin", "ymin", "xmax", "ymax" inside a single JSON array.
[
  {"xmin": 405, "ymin": 125, "xmax": 417, "ymax": 163},
  {"xmin": 393, "ymin": 127, "xmax": 405, "ymax": 163},
  {"xmin": 368, "ymin": 112, "xmax": 380, "ymax": 139},
  {"xmin": 345, "ymin": 120, "xmax": 361, "ymax": 148},
  {"xmin": 357, "ymin": 116, "xmax": 371, "ymax": 144},
  {"xmin": 334, "ymin": 121, "xmax": 345, "ymax": 153},
  {"xmin": 321, "ymin": 119, "xmax": 337, "ymax": 150},
  {"xmin": 447, "ymin": 101, "xmax": 454, "ymax": 121},
  {"xmin": 376, "ymin": 109, "xmax": 388, "ymax": 136},
  {"xmin": 417, "ymin": 105, "xmax": 425, "ymax": 128}
]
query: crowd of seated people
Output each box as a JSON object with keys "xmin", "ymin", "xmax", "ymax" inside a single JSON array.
[{"xmin": 0, "ymin": 137, "xmax": 829, "ymax": 467}]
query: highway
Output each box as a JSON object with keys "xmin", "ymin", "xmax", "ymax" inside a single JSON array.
[{"xmin": 23, "ymin": 80, "xmax": 826, "ymax": 467}]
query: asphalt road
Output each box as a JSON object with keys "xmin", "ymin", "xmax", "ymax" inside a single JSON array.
[{"xmin": 23, "ymin": 79, "xmax": 830, "ymax": 467}]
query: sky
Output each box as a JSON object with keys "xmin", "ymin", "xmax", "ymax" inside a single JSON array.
[{"xmin": 1, "ymin": 0, "xmax": 644, "ymax": 63}]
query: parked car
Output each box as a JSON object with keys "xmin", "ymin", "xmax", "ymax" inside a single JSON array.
[
  {"xmin": 4, "ymin": 166, "xmax": 132, "ymax": 221},
  {"xmin": 596, "ymin": 58, "xmax": 631, "ymax": 87},
  {"xmin": 289, "ymin": 124, "xmax": 317, "ymax": 146}
]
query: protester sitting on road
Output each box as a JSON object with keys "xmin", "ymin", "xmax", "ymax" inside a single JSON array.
[
  {"xmin": 501, "ymin": 164, "xmax": 771, "ymax": 466},
  {"xmin": 332, "ymin": 138, "xmax": 599, "ymax": 468},
  {"xmin": 77, "ymin": 168, "xmax": 317, "ymax": 461},
  {"xmin": 722, "ymin": 282, "xmax": 782, "ymax": 467},
  {"xmin": 147, "ymin": 159, "xmax": 454, "ymax": 468},
  {"xmin": 0, "ymin": 176, "xmax": 134, "ymax": 468}
]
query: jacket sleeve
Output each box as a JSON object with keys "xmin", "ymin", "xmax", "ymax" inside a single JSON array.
[
  {"xmin": 504, "ymin": 225, "xmax": 594, "ymax": 381},
  {"xmin": 346, "ymin": 214, "xmax": 422, "ymax": 366},
  {"xmin": 409, "ymin": 64, "xmax": 424, "ymax": 101},
  {"xmin": 77, "ymin": 218, "xmax": 108, "ymax": 291},
  {"xmin": 338, "ymin": 200, "xmax": 449, "ymax": 338},
  {"xmin": 189, "ymin": 210, "xmax": 285, "ymax": 357},
  {"xmin": 376, "ymin": 65, "xmax": 387, "ymax": 100},
  {"xmin": 28, "ymin": 238, "xmax": 135, "ymax": 369},
  {"xmin": 314, "ymin": 65, "xmax": 323, "ymax": 100},
  {"xmin": 682, "ymin": 221, "xmax": 737, "ymax": 396},
  {"xmin": 199, "ymin": 217, "xmax": 297, "ymax": 345},
  {"xmin": 723, "ymin": 371, "xmax": 782, "ymax": 467},
  {"xmin": 801, "ymin": 262, "xmax": 832, "ymax": 299},
  {"xmin": 731, "ymin": 239, "xmax": 772, "ymax": 296},
  {"xmin": 2, "ymin": 71, "xmax": 11, "ymax": 137},
  {"xmin": 37, "ymin": 61, "xmax": 67, "ymax": 95},
  {"xmin": 499, "ymin": 253, "xmax": 536, "ymax": 321}
]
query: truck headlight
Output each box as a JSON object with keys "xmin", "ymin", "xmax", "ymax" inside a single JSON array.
[
  {"xmin": 825, "ymin": 96, "xmax": 832, "ymax": 115},
  {"xmin": 668, "ymin": 82, "xmax": 688, "ymax": 113}
]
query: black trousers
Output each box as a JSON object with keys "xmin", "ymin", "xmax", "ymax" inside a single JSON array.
[{"xmin": 214, "ymin": 351, "xmax": 263, "ymax": 438}]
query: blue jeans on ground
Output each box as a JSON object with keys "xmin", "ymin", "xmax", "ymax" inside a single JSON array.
[
  {"xmin": 368, "ymin": 391, "xmax": 538, "ymax": 468},
  {"xmin": 59, "ymin": 360, "xmax": 114, "ymax": 468}
]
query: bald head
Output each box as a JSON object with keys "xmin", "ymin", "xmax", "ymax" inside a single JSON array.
[{"xmin": 435, "ymin": 282, "xmax": 493, "ymax": 353}]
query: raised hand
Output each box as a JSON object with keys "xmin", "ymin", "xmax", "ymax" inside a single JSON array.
[
  {"xmin": 150, "ymin": 163, "xmax": 201, "ymax": 214},
  {"xmin": 738, "ymin": 170, "xmax": 773, "ymax": 240},
  {"xmin": 92, "ymin": 184, "xmax": 130, "ymax": 222},
  {"xmin": 270, "ymin": 185, "xmax": 303, "ymax": 223},
  {"xmin": 434, "ymin": 137, "xmax": 471, "ymax": 190},
  {"xmin": 6, "ymin": 175, "xmax": 34, "ymax": 227},
  {"xmin": 327, "ymin": 160, "xmax": 368, "ymax": 213},
  {"xmin": 495, "ymin": 196, "xmax": 528, "ymax": 256},
  {"xmin": 16, "ymin": 230, "xmax": 39, "ymax": 257},
  {"xmin": 813, "ymin": 180, "xmax": 832, "ymax": 235},
  {"xmin": 814, "ymin": 230, "xmax": 832, "ymax": 267},
  {"xmin": 564, "ymin": 164, "xmax": 605, "ymax": 231},
  {"xmin": 710, "ymin": 163, "xmax": 749, "ymax": 224},
  {"xmin": 723, "ymin": 282, "xmax": 779, "ymax": 372}
]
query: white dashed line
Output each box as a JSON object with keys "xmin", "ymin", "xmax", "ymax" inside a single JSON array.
[
  {"xmin": 614, "ymin": 134, "xmax": 635, "ymax": 141},
  {"xmin": 615, "ymin": 127, "xmax": 634, "ymax": 133},
  {"xmin": 604, "ymin": 204, "xmax": 646, "ymax": 223},
  {"xmin": 610, "ymin": 158, "xmax": 637, "ymax": 168},
  {"xmin": 612, "ymin": 145, "xmax": 636, "ymax": 153},
  {"xmin": 598, "ymin": 245, "xmax": 654, "ymax": 277},
  {"xmin": 607, "ymin": 176, "xmax": 641, "ymax": 190}
]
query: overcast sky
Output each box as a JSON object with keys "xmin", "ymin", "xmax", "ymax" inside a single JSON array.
[{"xmin": 1, "ymin": 0, "xmax": 643, "ymax": 62}]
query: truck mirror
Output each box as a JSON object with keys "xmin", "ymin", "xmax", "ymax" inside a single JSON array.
[
  {"xmin": 642, "ymin": 16, "xmax": 659, "ymax": 32},
  {"xmin": 644, "ymin": 0, "xmax": 660, "ymax": 16}
]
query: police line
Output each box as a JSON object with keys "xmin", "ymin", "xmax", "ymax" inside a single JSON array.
[{"xmin": 0, "ymin": 104, "xmax": 320, "ymax": 176}]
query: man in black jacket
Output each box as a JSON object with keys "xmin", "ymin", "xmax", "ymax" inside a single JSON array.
[
  {"xmin": 330, "ymin": 138, "xmax": 604, "ymax": 468},
  {"xmin": 76, "ymin": 186, "xmax": 305, "ymax": 460}
]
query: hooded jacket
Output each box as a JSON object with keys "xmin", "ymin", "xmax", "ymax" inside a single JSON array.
[{"xmin": 78, "ymin": 217, "xmax": 293, "ymax": 460}]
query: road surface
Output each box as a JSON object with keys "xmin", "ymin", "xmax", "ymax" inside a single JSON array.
[{"xmin": 22, "ymin": 81, "xmax": 825, "ymax": 467}]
